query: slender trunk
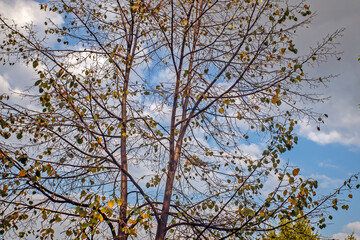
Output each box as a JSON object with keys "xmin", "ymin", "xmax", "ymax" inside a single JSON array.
[
  {"xmin": 155, "ymin": 37, "xmax": 185, "ymax": 240},
  {"xmin": 155, "ymin": 146, "xmax": 181, "ymax": 240},
  {"xmin": 118, "ymin": 60, "xmax": 131, "ymax": 239},
  {"xmin": 155, "ymin": 53, "xmax": 183, "ymax": 237},
  {"xmin": 155, "ymin": 1, "xmax": 204, "ymax": 239},
  {"xmin": 118, "ymin": 4, "xmax": 137, "ymax": 238},
  {"xmin": 118, "ymin": 80, "xmax": 128, "ymax": 240}
]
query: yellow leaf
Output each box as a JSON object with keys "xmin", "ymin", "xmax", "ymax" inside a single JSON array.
[
  {"xmin": 19, "ymin": 169, "xmax": 27, "ymax": 177},
  {"xmin": 292, "ymin": 168, "xmax": 300, "ymax": 177},
  {"xmin": 98, "ymin": 215, "xmax": 104, "ymax": 222},
  {"xmin": 271, "ymin": 93, "xmax": 278, "ymax": 104},
  {"xmin": 108, "ymin": 200, "xmax": 115, "ymax": 208},
  {"xmin": 97, "ymin": 137, "xmax": 102, "ymax": 143},
  {"xmin": 218, "ymin": 108, "xmax": 224, "ymax": 114},
  {"xmin": 237, "ymin": 112, "xmax": 242, "ymax": 120},
  {"xmin": 129, "ymin": 219, "xmax": 137, "ymax": 224}
]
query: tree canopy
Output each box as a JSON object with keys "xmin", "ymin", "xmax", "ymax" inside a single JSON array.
[
  {"xmin": 345, "ymin": 232, "xmax": 358, "ymax": 240},
  {"xmin": 0, "ymin": 0, "xmax": 359, "ymax": 239},
  {"xmin": 262, "ymin": 217, "xmax": 319, "ymax": 240}
]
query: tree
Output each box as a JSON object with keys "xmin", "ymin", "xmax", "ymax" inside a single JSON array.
[
  {"xmin": 345, "ymin": 232, "xmax": 358, "ymax": 240},
  {"xmin": 0, "ymin": 0, "xmax": 358, "ymax": 239},
  {"xmin": 262, "ymin": 217, "xmax": 319, "ymax": 240}
]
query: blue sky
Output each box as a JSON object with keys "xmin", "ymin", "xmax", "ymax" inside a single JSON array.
[
  {"xmin": 284, "ymin": 138, "xmax": 360, "ymax": 238},
  {"xmin": 0, "ymin": 0, "xmax": 359, "ymax": 239}
]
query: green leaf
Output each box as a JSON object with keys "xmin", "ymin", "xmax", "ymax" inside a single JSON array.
[
  {"xmin": 33, "ymin": 60, "xmax": 39, "ymax": 68},
  {"xmin": 16, "ymin": 132, "xmax": 23, "ymax": 139},
  {"xmin": 35, "ymin": 80, "xmax": 42, "ymax": 86}
]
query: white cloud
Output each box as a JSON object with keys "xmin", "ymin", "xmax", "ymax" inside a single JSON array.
[
  {"xmin": 0, "ymin": 0, "xmax": 64, "ymax": 95},
  {"xmin": 331, "ymin": 221, "xmax": 360, "ymax": 240},
  {"xmin": 0, "ymin": 75, "xmax": 11, "ymax": 94},
  {"xmin": 0, "ymin": 0, "xmax": 65, "ymax": 111},
  {"xmin": 262, "ymin": 174, "xmax": 281, "ymax": 197},
  {"xmin": 344, "ymin": 222, "xmax": 360, "ymax": 233},
  {"xmin": 332, "ymin": 232, "xmax": 348, "ymax": 239},
  {"xmin": 332, "ymin": 232, "xmax": 360, "ymax": 240},
  {"xmin": 0, "ymin": 0, "xmax": 63, "ymax": 27},
  {"xmin": 309, "ymin": 174, "xmax": 343, "ymax": 189},
  {"xmin": 0, "ymin": 66, "xmax": 44, "ymax": 112},
  {"xmin": 237, "ymin": 143, "xmax": 262, "ymax": 158},
  {"xmin": 0, "ymin": 64, "xmax": 36, "ymax": 90},
  {"xmin": 0, "ymin": 0, "xmax": 64, "ymax": 53},
  {"xmin": 156, "ymin": 68, "xmax": 176, "ymax": 84},
  {"xmin": 299, "ymin": 123, "xmax": 341, "ymax": 145},
  {"xmin": 318, "ymin": 161, "xmax": 339, "ymax": 169},
  {"xmin": 298, "ymin": 120, "xmax": 360, "ymax": 147}
]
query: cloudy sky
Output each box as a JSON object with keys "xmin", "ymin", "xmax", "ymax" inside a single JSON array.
[
  {"xmin": 286, "ymin": 1, "xmax": 360, "ymax": 238},
  {"xmin": 0, "ymin": 0, "xmax": 360, "ymax": 239}
]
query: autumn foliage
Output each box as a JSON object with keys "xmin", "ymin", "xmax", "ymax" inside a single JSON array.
[{"xmin": 0, "ymin": 0, "xmax": 359, "ymax": 239}]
